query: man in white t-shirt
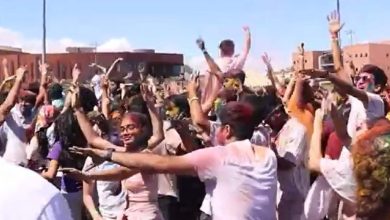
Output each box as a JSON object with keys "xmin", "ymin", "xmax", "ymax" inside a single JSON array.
[
  {"xmin": 0, "ymin": 67, "xmax": 37, "ymax": 166},
  {"xmin": 346, "ymin": 64, "xmax": 387, "ymax": 139},
  {"xmin": 0, "ymin": 158, "xmax": 73, "ymax": 220},
  {"xmin": 301, "ymin": 64, "xmax": 387, "ymax": 140},
  {"xmin": 73, "ymin": 102, "xmax": 278, "ymax": 220}
]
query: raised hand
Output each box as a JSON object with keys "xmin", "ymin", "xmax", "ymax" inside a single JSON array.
[
  {"xmin": 140, "ymin": 83, "xmax": 156, "ymax": 104},
  {"xmin": 15, "ymin": 66, "xmax": 28, "ymax": 81},
  {"xmin": 196, "ymin": 38, "xmax": 205, "ymax": 51},
  {"xmin": 261, "ymin": 53, "xmax": 272, "ymax": 70},
  {"xmin": 72, "ymin": 63, "xmax": 81, "ymax": 84},
  {"xmin": 39, "ymin": 60, "xmax": 50, "ymax": 75},
  {"xmin": 1, "ymin": 58, "xmax": 7, "ymax": 67},
  {"xmin": 187, "ymin": 72, "xmax": 200, "ymax": 95},
  {"xmin": 89, "ymin": 63, "xmax": 97, "ymax": 67},
  {"xmin": 70, "ymin": 86, "xmax": 81, "ymax": 109},
  {"xmin": 243, "ymin": 26, "xmax": 250, "ymax": 34},
  {"xmin": 327, "ymin": 10, "xmax": 344, "ymax": 36}
]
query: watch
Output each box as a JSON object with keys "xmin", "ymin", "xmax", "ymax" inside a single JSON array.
[{"xmin": 103, "ymin": 148, "xmax": 115, "ymax": 161}]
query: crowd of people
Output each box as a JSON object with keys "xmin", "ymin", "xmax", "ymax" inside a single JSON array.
[{"xmin": 1, "ymin": 10, "xmax": 390, "ymax": 220}]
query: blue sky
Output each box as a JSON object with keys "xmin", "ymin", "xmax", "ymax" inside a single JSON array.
[{"xmin": 0, "ymin": 0, "xmax": 389, "ymax": 70}]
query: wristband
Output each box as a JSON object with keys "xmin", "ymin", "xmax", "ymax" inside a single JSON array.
[{"xmin": 188, "ymin": 96, "xmax": 199, "ymax": 104}]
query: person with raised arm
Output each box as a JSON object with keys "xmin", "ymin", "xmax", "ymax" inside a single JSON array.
[
  {"xmin": 68, "ymin": 74, "xmax": 277, "ymax": 220},
  {"xmin": 299, "ymin": 64, "xmax": 387, "ymax": 142},
  {"xmin": 90, "ymin": 57, "xmax": 123, "ymax": 101},
  {"xmin": 66, "ymin": 83, "xmax": 165, "ymax": 220},
  {"xmin": 0, "ymin": 66, "xmax": 37, "ymax": 166},
  {"xmin": 200, "ymin": 26, "xmax": 251, "ymax": 105},
  {"xmin": 261, "ymin": 53, "xmax": 285, "ymax": 98}
]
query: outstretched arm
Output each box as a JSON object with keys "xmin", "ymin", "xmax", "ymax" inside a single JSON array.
[
  {"xmin": 74, "ymin": 109, "xmax": 125, "ymax": 152},
  {"xmin": 106, "ymin": 57, "xmax": 123, "ymax": 79}
]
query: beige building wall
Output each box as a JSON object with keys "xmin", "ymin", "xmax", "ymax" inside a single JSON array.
[{"xmin": 292, "ymin": 51, "xmax": 327, "ymax": 70}]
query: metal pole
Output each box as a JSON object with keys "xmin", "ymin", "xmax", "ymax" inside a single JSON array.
[
  {"xmin": 42, "ymin": 0, "xmax": 46, "ymax": 64},
  {"xmin": 337, "ymin": 0, "xmax": 341, "ymax": 45}
]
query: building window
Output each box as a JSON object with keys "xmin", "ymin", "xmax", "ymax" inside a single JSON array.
[
  {"xmin": 387, "ymin": 53, "xmax": 389, "ymax": 58},
  {"xmin": 360, "ymin": 53, "xmax": 363, "ymax": 57},
  {"xmin": 304, "ymin": 60, "xmax": 307, "ymax": 63},
  {"xmin": 293, "ymin": 61, "xmax": 296, "ymax": 64},
  {"xmin": 365, "ymin": 53, "xmax": 368, "ymax": 57},
  {"xmin": 355, "ymin": 54, "xmax": 358, "ymax": 58},
  {"xmin": 355, "ymin": 68, "xmax": 359, "ymax": 72}
]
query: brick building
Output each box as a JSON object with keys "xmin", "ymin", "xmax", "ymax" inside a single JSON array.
[
  {"xmin": 0, "ymin": 46, "xmax": 184, "ymax": 82},
  {"xmin": 291, "ymin": 42, "xmax": 390, "ymax": 81}
]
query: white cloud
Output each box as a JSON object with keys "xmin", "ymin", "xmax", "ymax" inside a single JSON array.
[
  {"xmin": 97, "ymin": 38, "xmax": 132, "ymax": 52},
  {"xmin": 0, "ymin": 26, "xmax": 132, "ymax": 53}
]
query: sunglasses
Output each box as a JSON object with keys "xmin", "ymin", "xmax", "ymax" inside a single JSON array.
[{"xmin": 354, "ymin": 74, "xmax": 371, "ymax": 83}]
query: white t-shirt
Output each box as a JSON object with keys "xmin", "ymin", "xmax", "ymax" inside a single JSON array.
[
  {"xmin": 347, "ymin": 93, "xmax": 384, "ymax": 139},
  {"xmin": 184, "ymin": 139, "xmax": 277, "ymax": 220},
  {"xmin": 91, "ymin": 74, "xmax": 103, "ymax": 100},
  {"xmin": 83, "ymin": 158, "xmax": 126, "ymax": 219},
  {"xmin": 0, "ymin": 106, "xmax": 32, "ymax": 166},
  {"xmin": 0, "ymin": 158, "xmax": 73, "ymax": 220},
  {"xmin": 202, "ymin": 121, "xmax": 271, "ymax": 215},
  {"xmin": 275, "ymin": 118, "xmax": 310, "ymax": 219},
  {"xmin": 154, "ymin": 121, "xmax": 182, "ymax": 198}
]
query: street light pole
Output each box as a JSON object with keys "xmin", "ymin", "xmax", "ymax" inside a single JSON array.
[
  {"xmin": 336, "ymin": 0, "xmax": 341, "ymax": 44},
  {"xmin": 42, "ymin": 0, "xmax": 46, "ymax": 64}
]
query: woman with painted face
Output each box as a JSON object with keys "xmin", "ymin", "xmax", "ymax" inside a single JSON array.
[
  {"xmin": 71, "ymin": 101, "xmax": 278, "ymax": 220},
  {"xmin": 66, "ymin": 84, "xmax": 164, "ymax": 220}
]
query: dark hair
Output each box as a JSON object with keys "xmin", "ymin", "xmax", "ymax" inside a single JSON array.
[
  {"xmin": 166, "ymin": 93, "xmax": 190, "ymax": 118},
  {"xmin": 225, "ymin": 69, "xmax": 246, "ymax": 84},
  {"xmin": 360, "ymin": 64, "xmax": 388, "ymax": 92},
  {"xmin": 79, "ymin": 86, "xmax": 98, "ymax": 112},
  {"xmin": 36, "ymin": 127, "xmax": 49, "ymax": 159},
  {"xmin": 124, "ymin": 94, "xmax": 149, "ymax": 116},
  {"xmin": 21, "ymin": 94, "xmax": 37, "ymax": 106},
  {"xmin": 219, "ymin": 88, "xmax": 238, "ymax": 103},
  {"xmin": 48, "ymin": 83, "xmax": 63, "ymax": 101},
  {"xmin": 122, "ymin": 112, "xmax": 152, "ymax": 150},
  {"xmin": 0, "ymin": 92, "xmax": 8, "ymax": 105},
  {"xmin": 27, "ymin": 82, "xmax": 40, "ymax": 94},
  {"xmin": 219, "ymin": 39, "xmax": 235, "ymax": 56},
  {"xmin": 219, "ymin": 102, "xmax": 256, "ymax": 140},
  {"xmin": 240, "ymin": 94, "xmax": 271, "ymax": 126},
  {"xmin": 54, "ymin": 109, "xmax": 87, "ymax": 169}
]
